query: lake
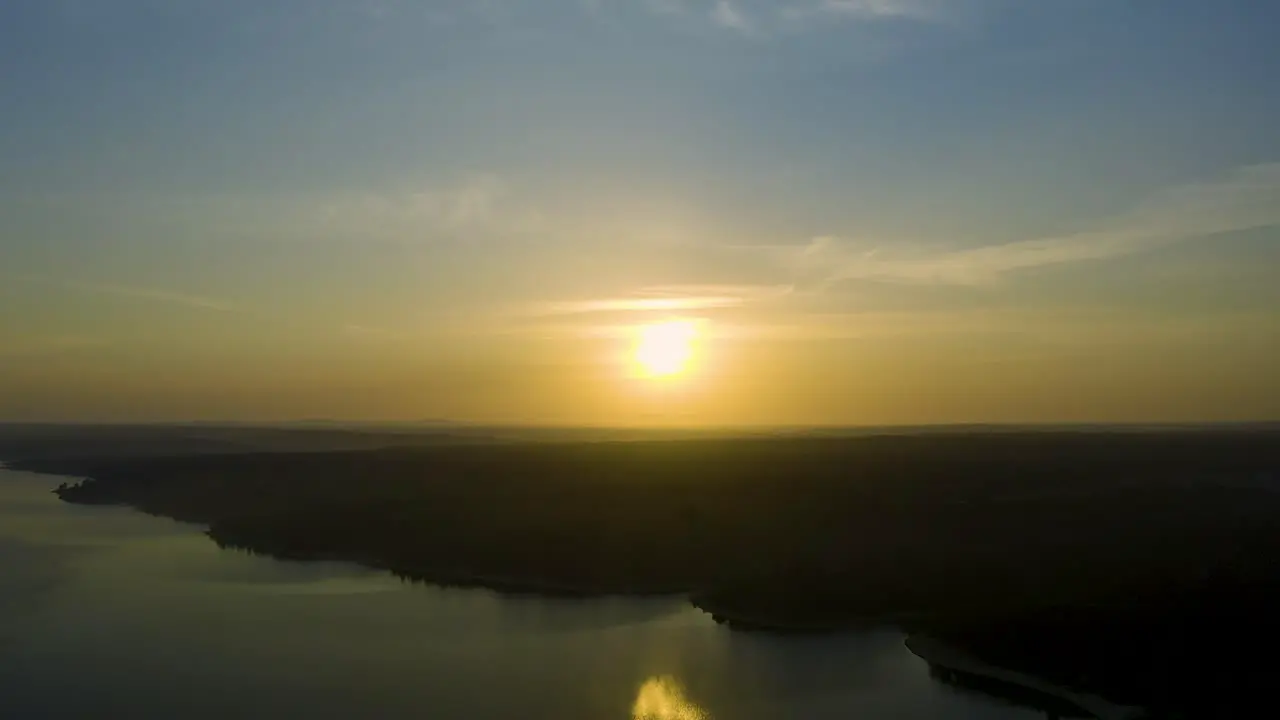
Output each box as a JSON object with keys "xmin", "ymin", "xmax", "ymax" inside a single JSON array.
[{"xmin": 0, "ymin": 467, "xmax": 1047, "ymax": 719}]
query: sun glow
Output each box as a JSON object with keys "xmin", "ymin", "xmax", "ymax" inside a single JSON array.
[{"xmin": 632, "ymin": 320, "xmax": 700, "ymax": 379}]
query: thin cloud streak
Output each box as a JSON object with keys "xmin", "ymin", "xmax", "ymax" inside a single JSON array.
[
  {"xmin": 342, "ymin": 324, "xmax": 413, "ymax": 342},
  {"xmin": 762, "ymin": 162, "xmax": 1280, "ymax": 288},
  {"xmin": 0, "ymin": 335, "xmax": 109, "ymax": 359},
  {"xmin": 313, "ymin": 175, "xmax": 520, "ymax": 238},
  {"xmin": 711, "ymin": 0, "xmax": 754, "ymax": 33},
  {"xmin": 353, "ymin": 0, "xmax": 948, "ymax": 28},
  {"xmin": 526, "ymin": 284, "xmax": 792, "ymax": 316},
  {"xmin": 13, "ymin": 276, "xmax": 238, "ymax": 313},
  {"xmin": 501, "ymin": 305, "xmax": 1280, "ymax": 344},
  {"xmin": 535, "ymin": 296, "xmax": 746, "ymax": 315},
  {"xmin": 592, "ymin": 0, "xmax": 952, "ymax": 33},
  {"xmin": 731, "ymin": 309, "xmax": 1280, "ymax": 345},
  {"xmin": 782, "ymin": 0, "xmax": 944, "ymax": 22},
  {"xmin": 82, "ymin": 283, "xmax": 239, "ymax": 312},
  {"xmin": 34, "ymin": 175, "xmax": 534, "ymax": 246}
]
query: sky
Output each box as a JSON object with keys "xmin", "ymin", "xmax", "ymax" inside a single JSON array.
[{"xmin": 2, "ymin": 0, "xmax": 1278, "ymax": 426}]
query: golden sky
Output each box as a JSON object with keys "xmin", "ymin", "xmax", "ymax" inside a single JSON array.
[{"xmin": 2, "ymin": 1, "xmax": 1279, "ymax": 425}]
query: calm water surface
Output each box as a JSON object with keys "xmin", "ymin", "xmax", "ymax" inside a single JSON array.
[{"xmin": 0, "ymin": 467, "xmax": 1044, "ymax": 719}]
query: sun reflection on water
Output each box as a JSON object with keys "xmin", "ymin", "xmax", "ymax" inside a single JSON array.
[{"xmin": 631, "ymin": 676, "xmax": 711, "ymax": 720}]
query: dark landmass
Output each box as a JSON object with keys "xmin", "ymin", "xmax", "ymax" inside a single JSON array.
[
  {"xmin": 916, "ymin": 634, "xmax": 1105, "ymax": 719},
  {"xmin": 6, "ymin": 425, "xmax": 1280, "ymax": 717},
  {"xmin": 0, "ymin": 422, "xmax": 493, "ymax": 461},
  {"xmin": 930, "ymin": 666, "xmax": 1093, "ymax": 720},
  {"xmin": 0, "ymin": 421, "xmax": 784, "ymax": 461}
]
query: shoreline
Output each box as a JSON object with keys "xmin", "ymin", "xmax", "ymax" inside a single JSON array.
[
  {"xmin": 33, "ymin": 466, "xmax": 879, "ymax": 631},
  {"xmin": 219, "ymin": 542, "xmax": 695, "ymax": 601},
  {"xmin": 905, "ymin": 635, "xmax": 1145, "ymax": 720},
  {"xmin": 0, "ymin": 464, "xmax": 1149, "ymax": 718},
  {"xmin": 12, "ymin": 429, "xmax": 1280, "ymax": 718}
]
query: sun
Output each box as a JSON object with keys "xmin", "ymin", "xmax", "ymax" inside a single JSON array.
[{"xmin": 632, "ymin": 320, "xmax": 700, "ymax": 379}]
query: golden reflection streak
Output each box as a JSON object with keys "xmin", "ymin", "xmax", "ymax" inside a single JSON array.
[{"xmin": 631, "ymin": 676, "xmax": 711, "ymax": 720}]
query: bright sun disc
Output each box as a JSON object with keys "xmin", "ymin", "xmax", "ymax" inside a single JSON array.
[{"xmin": 632, "ymin": 320, "xmax": 699, "ymax": 378}]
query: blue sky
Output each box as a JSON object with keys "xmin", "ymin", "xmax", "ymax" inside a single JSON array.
[{"xmin": 2, "ymin": 0, "xmax": 1278, "ymax": 424}]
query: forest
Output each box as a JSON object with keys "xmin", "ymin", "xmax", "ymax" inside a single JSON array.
[{"xmin": 8, "ymin": 425, "xmax": 1280, "ymax": 716}]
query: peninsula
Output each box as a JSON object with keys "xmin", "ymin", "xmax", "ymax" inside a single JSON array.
[{"xmin": 6, "ymin": 424, "xmax": 1280, "ymax": 716}]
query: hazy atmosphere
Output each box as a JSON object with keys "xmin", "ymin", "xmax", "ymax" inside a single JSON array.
[{"xmin": 3, "ymin": 0, "xmax": 1278, "ymax": 425}]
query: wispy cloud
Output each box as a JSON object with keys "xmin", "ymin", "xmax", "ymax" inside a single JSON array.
[
  {"xmin": 710, "ymin": 0, "xmax": 754, "ymax": 33},
  {"xmin": 34, "ymin": 175, "xmax": 536, "ymax": 245},
  {"xmin": 715, "ymin": 306, "xmax": 1280, "ymax": 344},
  {"xmin": 341, "ymin": 324, "xmax": 412, "ymax": 342},
  {"xmin": 81, "ymin": 283, "xmax": 239, "ymax": 312},
  {"xmin": 760, "ymin": 162, "xmax": 1280, "ymax": 288},
  {"xmin": 314, "ymin": 175, "xmax": 517, "ymax": 237},
  {"xmin": 644, "ymin": 0, "xmax": 690, "ymax": 16},
  {"xmin": 0, "ymin": 335, "xmax": 109, "ymax": 359},
  {"xmin": 590, "ymin": 0, "xmax": 952, "ymax": 34},
  {"xmin": 525, "ymin": 283, "xmax": 792, "ymax": 316},
  {"xmin": 782, "ymin": 0, "xmax": 944, "ymax": 22},
  {"xmin": 15, "ymin": 276, "xmax": 238, "ymax": 313}
]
